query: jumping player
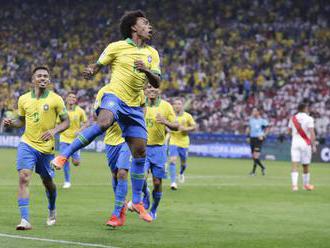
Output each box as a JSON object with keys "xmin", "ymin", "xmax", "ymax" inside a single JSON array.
[{"xmin": 51, "ymin": 10, "xmax": 161, "ymax": 222}]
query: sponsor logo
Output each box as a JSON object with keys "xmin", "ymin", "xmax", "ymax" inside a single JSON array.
[{"xmin": 43, "ymin": 104, "xmax": 49, "ymax": 111}]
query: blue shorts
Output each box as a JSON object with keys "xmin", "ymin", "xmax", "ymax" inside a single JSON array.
[
  {"xmin": 145, "ymin": 145, "xmax": 167, "ymax": 179},
  {"xmin": 17, "ymin": 142, "xmax": 55, "ymax": 179},
  {"xmin": 169, "ymin": 145, "xmax": 188, "ymax": 162},
  {"xmin": 59, "ymin": 142, "xmax": 80, "ymax": 161},
  {"xmin": 97, "ymin": 93, "xmax": 147, "ymax": 140},
  {"xmin": 105, "ymin": 143, "xmax": 131, "ymax": 173}
]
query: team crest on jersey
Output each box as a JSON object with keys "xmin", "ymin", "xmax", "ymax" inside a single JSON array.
[
  {"xmin": 148, "ymin": 55, "xmax": 152, "ymax": 63},
  {"xmin": 43, "ymin": 104, "xmax": 49, "ymax": 111}
]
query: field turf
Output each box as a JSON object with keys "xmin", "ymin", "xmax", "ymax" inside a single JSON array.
[{"xmin": 0, "ymin": 148, "xmax": 329, "ymax": 248}]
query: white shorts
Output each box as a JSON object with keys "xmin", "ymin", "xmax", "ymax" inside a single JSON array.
[{"xmin": 291, "ymin": 143, "xmax": 312, "ymax": 164}]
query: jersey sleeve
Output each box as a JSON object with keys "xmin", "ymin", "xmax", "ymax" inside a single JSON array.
[
  {"xmin": 307, "ymin": 117, "xmax": 315, "ymax": 128},
  {"xmin": 166, "ymin": 104, "xmax": 176, "ymax": 122},
  {"xmin": 97, "ymin": 42, "xmax": 117, "ymax": 66},
  {"xmin": 150, "ymin": 49, "xmax": 161, "ymax": 76},
  {"xmin": 187, "ymin": 113, "xmax": 196, "ymax": 126},
  {"xmin": 17, "ymin": 96, "xmax": 25, "ymax": 117},
  {"xmin": 55, "ymin": 96, "xmax": 68, "ymax": 119},
  {"xmin": 80, "ymin": 109, "xmax": 87, "ymax": 123}
]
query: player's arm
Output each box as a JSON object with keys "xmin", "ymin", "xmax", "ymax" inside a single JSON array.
[
  {"xmin": 82, "ymin": 63, "xmax": 103, "ymax": 80},
  {"xmin": 309, "ymin": 127, "xmax": 317, "ymax": 152},
  {"xmin": 156, "ymin": 113, "xmax": 179, "ymax": 131},
  {"xmin": 134, "ymin": 60, "xmax": 161, "ymax": 88},
  {"xmin": 3, "ymin": 115, "xmax": 25, "ymax": 128},
  {"xmin": 41, "ymin": 114, "xmax": 70, "ymax": 141},
  {"xmin": 83, "ymin": 43, "xmax": 115, "ymax": 80},
  {"xmin": 245, "ymin": 126, "xmax": 250, "ymax": 143},
  {"xmin": 180, "ymin": 116, "xmax": 196, "ymax": 132}
]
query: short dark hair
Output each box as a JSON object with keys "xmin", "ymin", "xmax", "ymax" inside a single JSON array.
[
  {"xmin": 32, "ymin": 66, "xmax": 50, "ymax": 75},
  {"xmin": 119, "ymin": 10, "xmax": 146, "ymax": 39},
  {"xmin": 298, "ymin": 103, "xmax": 307, "ymax": 112},
  {"xmin": 67, "ymin": 91, "xmax": 76, "ymax": 96}
]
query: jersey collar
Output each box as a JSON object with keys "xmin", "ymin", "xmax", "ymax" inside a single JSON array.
[
  {"xmin": 146, "ymin": 97, "xmax": 161, "ymax": 107},
  {"xmin": 31, "ymin": 89, "xmax": 49, "ymax": 99},
  {"xmin": 126, "ymin": 38, "xmax": 145, "ymax": 48}
]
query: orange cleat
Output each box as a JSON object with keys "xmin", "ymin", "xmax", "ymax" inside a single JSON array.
[
  {"xmin": 106, "ymin": 215, "xmax": 123, "ymax": 227},
  {"xmin": 303, "ymin": 184, "xmax": 315, "ymax": 191},
  {"xmin": 132, "ymin": 202, "xmax": 153, "ymax": 223},
  {"xmin": 120, "ymin": 202, "xmax": 128, "ymax": 224},
  {"xmin": 51, "ymin": 155, "xmax": 68, "ymax": 170}
]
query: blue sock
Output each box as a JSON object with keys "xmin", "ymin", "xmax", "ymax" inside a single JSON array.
[
  {"xmin": 18, "ymin": 198, "xmax": 29, "ymax": 221},
  {"xmin": 130, "ymin": 157, "xmax": 146, "ymax": 204},
  {"xmin": 142, "ymin": 180, "xmax": 150, "ymax": 210},
  {"xmin": 62, "ymin": 124, "xmax": 103, "ymax": 158},
  {"xmin": 150, "ymin": 191, "xmax": 162, "ymax": 214},
  {"xmin": 169, "ymin": 162, "xmax": 176, "ymax": 184},
  {"xmin": 180, "ymin": 164, "xmax": 187, "ymax": 175},
  {"xmin": 113, "ymin": 178, "xmax": 128, "ymax": 217},
  {"xmin": 112, "ymin": 177, "xmax": 118, "ymax": 194},
  {"xmin": 46, "ymin": 189, "xmax": 57, "ymax": 211},
  {"xmin": 64, "ymin": 161, "xmax": 70, "ymax": 182}
]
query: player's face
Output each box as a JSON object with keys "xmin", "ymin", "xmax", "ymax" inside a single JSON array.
[
  {"xmin": 145, "ymin": 84, "xmax": 160, "ymax": 99},
  {"xmin": 66, "ymin": 94, "xmax": 77, "ymax": 105},
  {"xmin": 32, "ymin": 69, "xmax": 50, "ymax": 89},
  {"xmin": 173, "ymin": 100, "xmax": 183, "ymax": 113},
  {"xmin": 252, "ymin": 108, "xmax": 259, "ymax": 117},
  {"xmin": 133, "ymin": 17, "xmax": 152, "ymax": 40}
]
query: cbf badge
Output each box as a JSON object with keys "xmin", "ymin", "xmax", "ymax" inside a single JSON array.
[
  {"xmin": 147, "ymin": 55, "xmax": 152, "ymax": 63},
  {"xmin": 43, "ymin": 104, "xmax": 49, "ymax": 111}
]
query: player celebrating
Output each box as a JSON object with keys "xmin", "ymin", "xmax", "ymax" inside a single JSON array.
[
  {"xmin": 59, "ymin": 92, "xmax": 88, "ymax": 189},
  {"xmin": 139, "ymin": 84, "xmax": 178, "ymax": 219},
  {"xmin": 288, "ymin": 103, "xmax": 316, "ymax": 191},
  {"xmin": 168, "ymin": 98, "xmax": 196, "ymax": 190},
  {"xmin": 3, "ymin": 66, "xmax": 69, "ymax": 230},
  {"xmin": 246, "ymin": 107, "xmax": 269, "ymax": 176},
  {"xmin": 51, "ymin": 10, "xmax": 160, "ymax": 222}
]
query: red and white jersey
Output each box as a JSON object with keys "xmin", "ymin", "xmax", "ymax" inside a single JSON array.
[{"xmin": 288, "ymin": 112, "xmax": 314, "ymax": 146}]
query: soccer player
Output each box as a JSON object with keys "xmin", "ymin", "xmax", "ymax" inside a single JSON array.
[
  {"xmin": 138, "ymin": 83, "xmax": 178, "ymax": 219},
  {"xmin": 3, "ymin": 66, "xmax": 69, "ymax": 230},
  {"xmin": 246, "ymin": 107, "xmax": 269, "ymax": 176},
  {"xmin": 104, "ymin": 122, "xmax": 131, "ymax": 227},
  {"xmin": 168, "ymin": 98, "xmax": 196, "ymax": 190},
  {"xmin": 59, "ymin": 92, "xmax": 88, "ymax": 189},
  {"xmin": 288, "ymin": 103, "xmax": 316, "ymax": 191},
  {"xmin": 51, "ymin": 10, "xmax": 160, "ymax": 222}
]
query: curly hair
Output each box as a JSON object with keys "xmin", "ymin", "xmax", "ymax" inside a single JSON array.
[{"xmin": 119, "ymin": 10, "xmax": 146, "ymax": 39}]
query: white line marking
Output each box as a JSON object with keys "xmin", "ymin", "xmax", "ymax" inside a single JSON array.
[{"xmin": 0, "ymin": 233, "xmax": 119, "ymax": 248}]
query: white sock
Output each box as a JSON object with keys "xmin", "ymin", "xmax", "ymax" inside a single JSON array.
[
  {"xmin": 303, "ymin": 173, "xmax": 310, "ymax": 185},
  {"xmin": 291, "ymin": 171, "xmax": 299, "ymax": 186}
]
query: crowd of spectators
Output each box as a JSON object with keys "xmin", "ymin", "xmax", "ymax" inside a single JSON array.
[{"xmin": 0, "ymin": 0, "xmax": 329, "ymax": 136}]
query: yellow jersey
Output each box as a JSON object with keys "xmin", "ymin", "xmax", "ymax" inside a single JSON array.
[
  {"xmin": 60, "ymin": 105, "xmax": 87, "ymax": 144},
  {"xmin": 145, "ymin": 98, "xmax": 176, "ymax": 146},
  {"xmin": 97, "ymin": 38, "xmax": 161, "ymax": 107},
  {"xmin": 169, "ymin": 112, "xmax": 195, "ymax": 148},
  {"xmin": 104, "ymin": 123, "xmax": 125, "ymax": 146},
  {"xmin": 18, "ymin": 90, "xmax": 67, "ymax": 154}
]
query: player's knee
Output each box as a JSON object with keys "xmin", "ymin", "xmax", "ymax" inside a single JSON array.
[
  {"xmin": 153, "ymin": 178, "xmax": 162, "ymax": 189},
  {"xmin": 131, "ymin": 146, "xmax": 146, "ymax": 158},
  {"xmin": 170, "ymin": 156, "xmax": 177, "ymax": 163},
  {"xmin": 117, "ymin": 169, "xmax": 128, "ymax": 180},
  {"xmin": 19, "ymin": 172, "xmax": 31, "ymax": 186}
]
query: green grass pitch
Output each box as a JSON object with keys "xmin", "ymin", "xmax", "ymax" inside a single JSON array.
[{"xmin": 0, "ymin": 148, "xmax": 330, "ymax": 248}]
